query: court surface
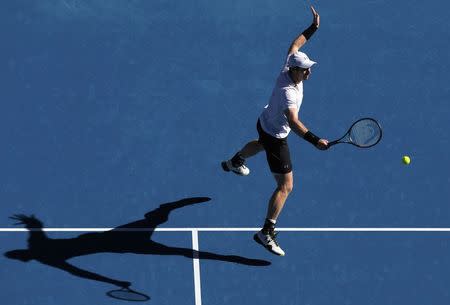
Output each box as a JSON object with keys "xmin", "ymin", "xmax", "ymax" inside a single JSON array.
[{"xmin": 1, "ymin": 0, "xmax": 450, "ymax": 304}]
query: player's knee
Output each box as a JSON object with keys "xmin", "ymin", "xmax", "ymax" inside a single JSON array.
[{"xmin": 279, "ymin": 183, "xmax": 293, "ymax": 195}]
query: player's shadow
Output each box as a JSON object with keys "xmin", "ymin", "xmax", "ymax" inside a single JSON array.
[{"xmin": 4, "ymin": 197, "xmax": 270, "ymax": 290}]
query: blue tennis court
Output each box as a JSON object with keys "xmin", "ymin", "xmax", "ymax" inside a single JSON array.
[{"xmin": 1, "ymin": 0, "xmax": 450, "ymax": 304}]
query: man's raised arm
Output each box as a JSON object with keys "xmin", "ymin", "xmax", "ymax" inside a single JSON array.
[{"xmin": 287, "ymin": 6, "xmax": 320, "ymax": 55}]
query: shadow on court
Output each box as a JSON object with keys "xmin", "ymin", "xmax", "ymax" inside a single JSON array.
[{"xmin": 4, "ymin": 197, "xmax": 270, "ymax": 297}]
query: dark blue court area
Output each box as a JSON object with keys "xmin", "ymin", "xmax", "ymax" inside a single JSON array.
[{"xmin": 1, "ymin": 0, "xmax": 450, "ymax": 304}]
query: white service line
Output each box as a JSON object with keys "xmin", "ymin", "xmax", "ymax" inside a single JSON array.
[
  {"xmin": 2, "ymin": 228, "xmax": 450, "ymax": 232},
  {"xmin": 191, "ymin": 229, "xmax": 202, "ymax": 305},
  {"xmin": 3, "ymin": 226, "xmax": 450, "ymax": 305}
]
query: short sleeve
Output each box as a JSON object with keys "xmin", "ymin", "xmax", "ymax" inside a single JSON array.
[{"xmin": 282, "ymin": 54, "xmax": 292, "ymax": 72}]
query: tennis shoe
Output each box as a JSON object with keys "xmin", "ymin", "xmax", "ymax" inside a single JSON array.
[
  {"xmin": 253, "ymin": 230, "xmax": 285, "ymax": 256},
  {"xmin": 221, "ymin": 160, "xmax": 250, "ymax": 176}
]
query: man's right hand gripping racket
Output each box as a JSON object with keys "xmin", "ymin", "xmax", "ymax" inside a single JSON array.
[{"xmin": 328, "ymin": 118, "xmax": 382, "ymax": 149}]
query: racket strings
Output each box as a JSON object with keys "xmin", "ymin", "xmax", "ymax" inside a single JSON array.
[{"xmin": 349, "ymin": 120, "xmax": 381, "ymax": 147}]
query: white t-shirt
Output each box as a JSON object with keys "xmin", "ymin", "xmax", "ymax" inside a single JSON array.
[{"xmin": 259, "ymin": 54, "xmax": 303, "ymax": 139}]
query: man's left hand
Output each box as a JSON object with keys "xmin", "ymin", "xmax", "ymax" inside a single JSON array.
[{"xmin": 311, "ymin": 6, "xmax": 320, "ymax": 28}]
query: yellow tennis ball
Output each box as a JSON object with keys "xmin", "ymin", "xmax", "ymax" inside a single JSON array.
[{"xmin": 402, "ymin": 155, "xmax": 411, "ymax": 165}]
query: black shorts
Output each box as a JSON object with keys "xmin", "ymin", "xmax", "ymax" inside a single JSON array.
[{"xmin": 257, "ymin": 120, "xmax": 292, "ymax": 174}]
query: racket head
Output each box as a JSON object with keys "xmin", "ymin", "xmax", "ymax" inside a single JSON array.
[
  {"xmin": 106, "ymin": 288, "xmax": 150, "ymax": 302},
  {"xmin": 348, "ymin": 118, "xmax": 382, "ymax": 148},
  {"xmin": 329, "ymin": 118, "xmax": 382, "ymax": 148}
]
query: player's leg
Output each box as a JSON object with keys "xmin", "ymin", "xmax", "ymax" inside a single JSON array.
[
  {"xmin": 239, "ymin": 140, "xmax": 265, "ymax": 158},
  {"xmin": 222, "ymin": 139, "xmax": 263, "ymax": 176},
  {"xmin": 222, "ymin": 139, "xmax": 264, "ymax": 173},
  {"xmin": 222, "ymin": 118, "xmax": 266, "ymax": 177},
  {"xmin": 254, "ymin": 132, "xmax": 292, "ymax": 256},
  {"xmin": 254, "ymin": 172, "xmax": 292, "ymax": 256},
  {"xmin": 266, "ymin": 172, "xmax": 294, "ymax": 221}
]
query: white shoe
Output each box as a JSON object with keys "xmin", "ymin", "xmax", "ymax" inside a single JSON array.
[
  {"xmin": 221, "ymin": 160, "xmax": 250, "ymax": 176},
  {"xmin": 253, "ymin": 230, "xmax": 285, "ymax": 256}
]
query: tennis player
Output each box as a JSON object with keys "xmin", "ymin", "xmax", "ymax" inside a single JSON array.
[{"xmin": 222, "ymin": 6, "xmax": 328, "ymax": 256}]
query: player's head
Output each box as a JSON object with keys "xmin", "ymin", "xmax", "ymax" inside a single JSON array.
[
  {"xmin": 4, "ymin": 249, "xmax": 33, "ymax": 262},
  {"xmin": 287, "ymin": 51, "xmax": 316, "ymax": 83}
]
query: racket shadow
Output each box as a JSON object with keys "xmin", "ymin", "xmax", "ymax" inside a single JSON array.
[{"xmin": 4, "ymin": 197, "xmax": 271, "ymax": 298}]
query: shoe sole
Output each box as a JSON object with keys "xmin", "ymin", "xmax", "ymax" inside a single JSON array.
[{"xmin": 253, "ymin": 233, "xmax": 285, "ymax": 256}]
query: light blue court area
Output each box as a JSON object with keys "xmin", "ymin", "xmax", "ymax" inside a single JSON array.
[{"xmin": 1, "ymin": 0, "xmax": 450, "ymax": 304}]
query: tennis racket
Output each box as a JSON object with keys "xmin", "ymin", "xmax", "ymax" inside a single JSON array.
[
  {"xmin": 328, "ymin": 118, "xmax": 382, "ymax": 148},
  {"xmin": 107, "ymin": 287, "xmax": 150, "ymax": 302}
]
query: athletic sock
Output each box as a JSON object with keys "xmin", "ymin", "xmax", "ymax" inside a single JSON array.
[
  {"xmin": 262, "ymin": 218, "xmax": 276, "ymax": 235},
  {"xmin": 231, "ymin": 152, "xmax": 245, "ymax": 167}
]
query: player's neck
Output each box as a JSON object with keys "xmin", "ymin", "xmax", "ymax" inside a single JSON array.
[{"xmin": 288, "ymin": 70, "xmax": 302, "ymax": 85}]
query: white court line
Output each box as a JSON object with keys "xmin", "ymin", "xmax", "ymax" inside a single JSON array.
[
  {"xmin": 4, "ymin": 227, "xmax": 450, "ymax": 305},
  {"xmin": 2, "ymin": 228, "xmax": 450, "ymax": 232},
  {"xmin": 191, "ymin": 230, "xmax": 202, "ymax": 305}
]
